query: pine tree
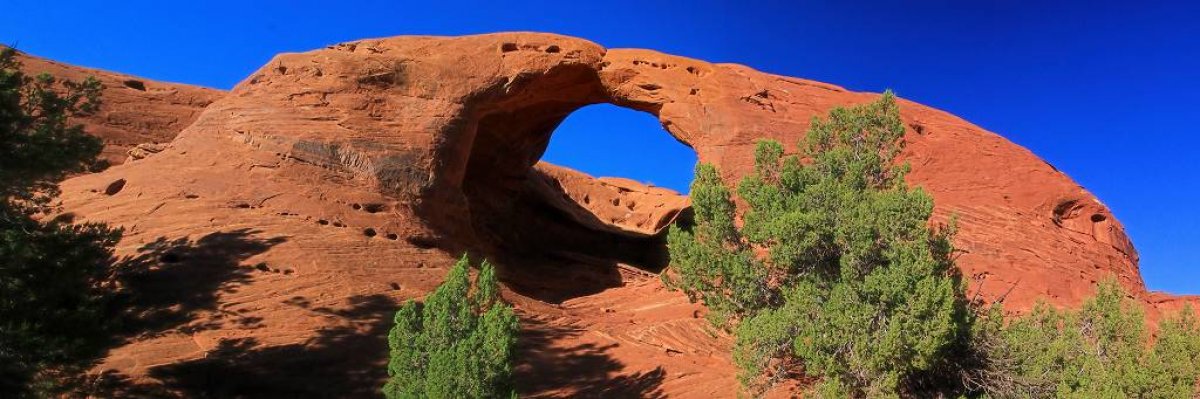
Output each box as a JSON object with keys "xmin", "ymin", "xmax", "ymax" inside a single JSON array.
[
  {"xmin": 666, "ymin": 92, "xmax": 969, "ymax": 397},
  {"xmin": 383, "ymin": 255, "xmax": 519, "ymax": 399}
]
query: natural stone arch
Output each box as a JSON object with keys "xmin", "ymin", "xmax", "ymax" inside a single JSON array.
[
  {"xmin": 49, "ymin": 32, "xmax": 1174, "ymax": 397},
  {"xmin": 75, "ymin": 31, "xmax": 1142, "ymax": 311},
  {"xmin": 440, "ymin": 60, "xmax": 696, "ymax": 301},
  {"xmin": 291, "ymin": 33, "xmax": 1140, "ymax": 308}
]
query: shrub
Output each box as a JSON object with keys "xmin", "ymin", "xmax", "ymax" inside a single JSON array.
[
  {"xmin": 1144, "ymin": 304, "xmax": 1200, "ymax": 398},
  {"xmin": 383, "ymin": 255, "xmax": 519, "ymax": 399},
  {"xmin": 982, "ymin": 279, "xmax": 1200, "ymax": 398},
  {"xmin": 666, "ymin": 92, "xmax": 970, "ymax": 397},
  {"xmin": 0, "ymin": 47, "xmax": 104, "ymax": 208},
  {"xmin": 0, "ymin": 47, "xmax": 120, "ymax": 397}
]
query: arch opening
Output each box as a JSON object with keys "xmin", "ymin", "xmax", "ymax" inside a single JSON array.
[
  {"xmin": 542, "ymin": 104, "xmax": 697, "ymax": 194},
  {"xmin": 460, "ymin": 98, "xmax": 695, "ymax": 303}
]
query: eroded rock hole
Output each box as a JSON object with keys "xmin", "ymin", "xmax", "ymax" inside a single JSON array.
[
  {"xmin": 1052, "ymin": 199, "xmax": 1081, "ymax": 226},
  {"xmin": 104, "ymin": 179, "xmax": 127, "ymax": 195},
  {"xmin": 362, "ymin": 203, "xmax": 387, "ymax": 213},
  {"xmin": 461, "ymin": 101, "xmax": 696, "ymax": 302},
  {"xmin": 122, "ymin": 79, "xmax": 146, "ymax": 91},
  {"xmin": 541, "ymin": 104, "xmax": 695, "ymax": 194}
]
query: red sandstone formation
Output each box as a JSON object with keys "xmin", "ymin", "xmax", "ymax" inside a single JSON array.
[
  {"xmin": 532, "ymin": 162, "xmax": 690, "ymax": 236},
  {"xmin": 11, "ymin": 49, "xmax": 222, "ymax": 164},
  {"xmin": 46, "ymin": 33, "xmax": 1193, "ymax": 397}
]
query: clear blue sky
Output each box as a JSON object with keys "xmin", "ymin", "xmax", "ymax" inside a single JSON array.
[{"xmin": 2, "ymin": 1, "xmax": 1196, "ymax": 294}]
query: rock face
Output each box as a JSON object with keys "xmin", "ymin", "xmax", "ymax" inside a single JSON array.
[
  {"xmin": 12, "ymin": 49, "xmax": 223, "ymax": 164},
  {"xmin": 53, "ymin": 33, "xmax": 1178, "ymax": 397}
]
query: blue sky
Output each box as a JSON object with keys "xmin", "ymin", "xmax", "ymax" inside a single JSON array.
[{"xmin": 2, "ymin": 1, "xmax": 1196, "ymax": 294}]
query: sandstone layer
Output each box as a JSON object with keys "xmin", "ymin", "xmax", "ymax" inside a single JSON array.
[
  {"xmin": 11, "ymin": 49, "xmax": 222, "ymax": 164},
  {"xmin": 51, "ymin": 33, "xmax": 1188, "ymax": 397}
]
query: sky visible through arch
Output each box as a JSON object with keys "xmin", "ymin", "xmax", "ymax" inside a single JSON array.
[
  {"xmin": 1, "ymin": 1, "xmax": 1196, "ymax": 294},
  {"xmin": 542, "ymin": 104, "xmax": 696, "ymax": 194}
]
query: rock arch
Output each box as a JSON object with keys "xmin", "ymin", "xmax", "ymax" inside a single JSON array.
[
  {"xmin": 51, "ymin": 32, "xmax": 1174, "ymax": 396},
  {"xmin": 73, "ymin": 31, "xmax": 1142, "ymax": 312},
  {"xmin": 441, "ymin": 54, "xmax": 699, "ymax": 299}
]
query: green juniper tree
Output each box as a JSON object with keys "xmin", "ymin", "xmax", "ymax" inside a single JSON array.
[
  {"xmin": 0, "ymin": 47, "xmax": 121, "ymax": 396},
  {"xmin": 666, "ymin": 92, "xmax": 969, "ymax": 398},
  {"xmin": 383, "ymin": 255, "xmax": 519, "ymax": 399},
  {"xmin": 0, "ymin": 48, "xmax": 105, "ymax": 205},
  {"xmin": 980, "ymin": 279, "xmax": 1200, "ymax": 398},
  {"xmin": 1142, "ymin": 304, "xmax": 1200, "ymax": 398}
]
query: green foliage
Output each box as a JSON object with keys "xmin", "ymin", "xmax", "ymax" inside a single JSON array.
[
  {"xmin": 0, "ymin": 47, "xmax": 120, "ymax": 397},
  {"xmin": 0, "ymin": 209, "xmax": 120, "ymax": 395},
  {"xmin": 383, "ymin": 255, "xmax": 519, "ymax": 399},
  {"xmin": 0, "ymin": 47, "xmax": 105, "ymax": 208},
  {"xmin": 667, "ymin": 91, "xmax": 1199, "ymax": 398},
  {"xmin": 981, "ymin": 279, "xmax": 1200, "ymax": 398},
  {"xmin": 1145, "ymin": 305, "xmax": 1200, "ymax": 398},
  {"xmin": 666, "ymin": 92, "xmax": 969, "ymax": 397},
  {"xmin": 665, "ymin": 164, "xmax": 768, "ymax": 325}
]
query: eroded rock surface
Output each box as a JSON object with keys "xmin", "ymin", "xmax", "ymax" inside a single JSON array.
[
  {"xmin": 12, "ymin": 49, "xmax": 223, "ymax": 164},
  {"xmin": 53, "ymin": 33, "xmax": 1182, "ymax": 397}
]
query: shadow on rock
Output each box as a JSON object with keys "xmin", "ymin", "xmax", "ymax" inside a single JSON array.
[
  {"xmin": 111, "ymin": 228, "xmax": 286, "ymax": 337},
  {"xmin": 514, "ymin": 317, "xmax": 665, "ymax": 399},
  {"xmin": 139, "ymin": 294, "xmax": 396, "ymax": 398}
]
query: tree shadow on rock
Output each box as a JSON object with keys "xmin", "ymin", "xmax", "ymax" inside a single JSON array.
[
  {"xmin": 493, "ymin": 251, "xmax": 626, "ymax": 304},
  {"xmin": 16, "ymin": 229, "xmax": 286, "ymax": 397},
  {"xmin": 111, "ymin": 228, "xmax": 286, "ymax": 337},
  {"xmin": 514, "ymin": 317, "xmax": 665, "ymax": 398},
  {"xmin": 142, "ymin": 294, "xmax": 396, "ymax": 398}
]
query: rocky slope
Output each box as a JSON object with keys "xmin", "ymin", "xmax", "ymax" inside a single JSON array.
[
  {"xmin": 11, "ymin": 49, "xmax": 222, "ymax": 164},
  {"xmin": 46, "ymin": 33, "xmax": 1193, "ymax": 397}
]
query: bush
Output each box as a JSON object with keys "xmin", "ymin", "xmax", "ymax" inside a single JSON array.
[
  {"xmin": 0, "ymin": 47, "xmax": 104, "ymax": 208},
  {"xmin": 0, "ymin": 47, "xmax": 121, "ymax": 397},
  {"xmin": 0, "ymin": 210, "xmax": 120, "ymax": 395},
  {"xmin": 980, "ymin": 279, "xmax": 1200, "ymax": 398},
  {"xmin": 666, "ymin": 92, "xmax": 970, "ymax": 397},
  {"xmin": 383, "ymin": 255, "xmax": 519, "ymax": 399}
]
